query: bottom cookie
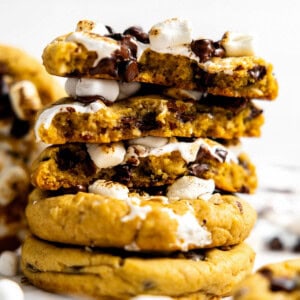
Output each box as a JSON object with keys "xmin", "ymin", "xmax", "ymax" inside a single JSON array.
[
  {"xmin": 233, "ymin": 258, "xmax": 300, "ymax": 300},
  {"xmin": 22, "ymin": 235, "xmax": 255, "ymax": 300}
]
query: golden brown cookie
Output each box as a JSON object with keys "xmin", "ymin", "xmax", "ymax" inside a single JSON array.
[
  {"xmin": 22, "ymin": 235, "xmax": 255, "ymax": 299},
  {"xmin": 233, "ymin": 259, "xmax": 300, "ymax": 300},
  {"xmin": 26, "ymin": 188, "xmax": 256, "ymax": 251},
  {"xmin": 42, "ymin": 19, "xmax": 278, "ymax": 100},
  {"xmin": 31, "ymin": 138, "xmax": 257, "ymax": 193},
  {"xmin": 35, "ymin": 95, "xmax": 264, "ymax": 145}
]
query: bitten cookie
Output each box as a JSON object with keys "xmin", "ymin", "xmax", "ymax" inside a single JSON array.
[
  {"xmin": 26, "ymin": 187, "xmax": 256, "ymax": 251},
  {"xmin": 42, "ymin": 18, "xmax": 278, "ymax": 100},
  {"xmin": 31, "ymin": 137, "xmax": 257, "ymax": 193},
  {"xmin": 22, "ymin": 235, "xmax": 255, "ymax": 299},
  {"xmin": 35, "ymin": 95, "xmax": 264, "ymax": 145},
  {"xmin": 233, "ymin": 259, "xmax": 300, "ymax": 300}
]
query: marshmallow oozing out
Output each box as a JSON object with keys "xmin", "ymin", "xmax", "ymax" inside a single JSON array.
[
  {"xmin": 118, "ymin": 82, "xmax": 141, "ymax": 100},
  {"xmin": 167, "ymin": 176, "xmax": 215, "ymax": 201},
  {"xmin": 88, "ymin": 179, "xmax": 129, "ymax": 200},
  {"xmin": 0, "ymin": 279, "xmax": 24, "ymax": 300},
  {"xmin": 86, "ymin": 142, "xmax": 126, "ymax": 169},
  {"xmin": 128, "ymin": 136, "xmax": 169, "ymax": 148},
  {"xmin": 0, "ymin": 251, "xmax": 19, "ymax": 277},
  {"xmin": 221, "ymin": 31, "xmax": 255, "ymax": 57},
  {"xmin": 76, "ymin": 20, "xmax": 110, "ymax": 35},
  {"xmin": 65, "ymin": 78, "xmax": 119, "ymax": 102},
  {"xmin": 149, "ymin": 18, "xmax": 192, "ymax": 50}
]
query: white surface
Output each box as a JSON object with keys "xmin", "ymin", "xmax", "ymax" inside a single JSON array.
[{"xmin": 1, "ymin": 0, "xmax": 300, "ymax": 299}]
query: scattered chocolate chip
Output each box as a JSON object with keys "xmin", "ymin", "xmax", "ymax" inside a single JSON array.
[
  {"xmin": 267, "ymin": 237, "xmax": 284, "ymax": 251},
  {"xmin": 112, "ymin": 165, "xmax": 132, "ymax": 185},
  {"xmin": 248, "ymin": 65, "xmax": 267, "ymax": 81},
  {"xmin": 123, "ymin": 26, "xmax": 150, "ymax": 43},
  {"xmin": 90, "ymin": 57, "xmax": 118, "ymax": 77},
  {"xmin": 122, "ymin": 60, "xmax": 139, "ymax": 82},
  {"xmin": 137, "ymin": 112, "xmax": 160, "ymax": 131},
  {"xmin": 191, "ymin": 39, "xmax": 215, "ymax": 62},
  {"xmin": 56, "ymin": 147, "xmax": 82, "ymax": 170},
  {"xmin": 189, "ymin": 163, "xmax": 210, "ymax": 177}
]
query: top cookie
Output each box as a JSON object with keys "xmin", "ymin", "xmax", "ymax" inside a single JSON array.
[{"xmin": 42, "ymin": 18, "xmax": 278, "ymax": 100}]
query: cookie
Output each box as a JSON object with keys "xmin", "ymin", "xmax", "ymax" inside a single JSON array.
[
  {"xmin": 0, "ymin": 138, "xmax": 30, "ymax": 249},
  {"xmin": 42, "ymin": 18, "xmax": 278, "ymax": 100},
  {"xmin": 22, "ymin": 235, "xmax": 255, "ymax": 299},
  {"xmin": 31, "ymin": 137, "xmax": 257, "ymax": 193},
  {"xmin": 35, "ymin": 95, "xmax": 264, "ymax": 145},
  {"xmin": 233, "ymin": 259, "xmax": 300, "ymax": 299},
  {"xmin": 26, "ymin": 187, "xmax": 256, "ymax": 251}
]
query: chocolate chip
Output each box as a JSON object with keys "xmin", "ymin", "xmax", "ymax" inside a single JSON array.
[
  {"xmin": 123, "ymin": 26, "xmax": 150, "ymax": 43},
  {"xmin": 191, "ymin": 39, "xmax": 215, "ymax": 62},
  {"xmin": 105, "ymin": 25, "xmax": 114, "ymax": 34},
  {"xmin": 112, "ymin": 165, "xmax": 132, "ymax": 185},
  {"xmin": 56, "ymin": 147, "xmax": 82, "ymax": 170},
  {"xmin": 248, "ymin": 65, "xmax": 267, "ymax": 81},
  {"xmin": 90, "ymin": 57, "xmax": 118, "ymax": 77},
  {"xmin": 10, "ymin": 118, "xmax": 30, "ymax": 138},
  {"xmin": 215, "ymin": 148, "xmax": 227, "ymax": 162},
  {"xmin": 122, "ymin": 61, "xmax": 139, "ymax": 82},
  {"xmin": 137, "ymin": 112, "xmax": 160, "ymax": 131},
  {"xmin": 213, "ymin": 41, "xmax": 225, "ymax": 58},
  {"xmin": 189, "ymin": 163, "xmax": 210, "ymax": 177},
  {"xmin": 267, "ymin": 237, "xmax": 284, "ymax": 251}
]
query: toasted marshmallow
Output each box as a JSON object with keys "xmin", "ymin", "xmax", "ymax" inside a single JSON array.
[
  {"xmin": 0, "ymin": 251, "xmax": 19, "ymax": 277},
  {"xmin": 149, "ymin": 18, "xmax": 192, "ymax": 51},
  {"xmin": 76, "ymin": 20, "xmax": 109, "ymax": 35},
  {"xmin": 86, "ymin": 142, "xmax": 126, "ymax": 169},
  {"xmin": 0, "ymin": 279, "xmax": 24, "ymax": 300},
  {"xmin": 9, "ymin": 80, "xmax": 42, "ymax": 120},
  {"xmin": 118, "ymin": 82, "xmax": 141, "ymax": 100},
  {"xmin": 221, "ymin": 31, "xmax": 255, "ymax": 57},
  {"xmin": 65, "ymin": 78, "xmax": 119, "ymax": 101},
  {"xmin": 66, "ymin": 32, "xmax": 119, "ymax": 66},
  {"xmin": 88, "ymin": 179, "xmax": 129, "ymax": 200},
  {"xmin": 128, "ymin": 136, "xmax": 169, "ymax": 148},
  {"xmin": 167, "ymin": 176, "xmax": 215, "ymax": 201}
]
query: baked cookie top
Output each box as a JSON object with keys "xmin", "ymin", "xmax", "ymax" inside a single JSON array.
[
  {"xmin": 34, "ymin": 95, "xmax": 264, "ymax": 144},
  {"xmin": 26, "ymin": 186, "xmax": 256, "ymax": 251},
  {"xmin": 22, "ymin": 235, "xmax": 255, "ymax": 299},
  {"xmin": 31, "ymin": 137, "xmax": 257, "ymax": 193},
  {"xmin": 233, "ymin": 259, "xmax": 300, "ymax": 299},
  {"xmin": 42, "ymin": 18, "xmax": 278, "ymax": 100}
]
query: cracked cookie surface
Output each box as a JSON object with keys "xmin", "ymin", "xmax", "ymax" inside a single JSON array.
[{"xmin": 22, "ymin": 235, "xmax": 255, "ymax": 299}]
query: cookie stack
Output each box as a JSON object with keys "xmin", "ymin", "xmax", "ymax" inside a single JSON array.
[
  {"xmin": 0, "ymin": 45, "xmax": 65, "ymax": 252},
  {"xmin": 22, "ymin": 18, "xmax": 278, "ymax": 299}
]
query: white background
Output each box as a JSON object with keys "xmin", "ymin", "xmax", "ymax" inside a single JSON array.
[{"xmin": 1, "ymin": 0, "xmax": 300, "ymax": 167}]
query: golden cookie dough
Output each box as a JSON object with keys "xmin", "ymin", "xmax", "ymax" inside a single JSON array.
[
  {"xmin": 0, "ymin": 44, "xmax": 65, "ymax": 107},
  {"xmin": 22, "ymin": 235, "xmax": 255, "ymax": 299},
  {"xmin": 31, "ymin": 140, "xmax": 257, "ymax": 193},
  {"xmin": 233, "ymin": 259, "xmax": 300, "ymax": 300},
  {"xmin": 26, "ymin": 189, "xmax": 256, "ymax": 251},
  {"xmin": 42, "ymin": 30, "xmax": 278, "ymax": 100},
  {"xmin": 35, "ymin": 95, "xmax": 264, "ymax": 145}
]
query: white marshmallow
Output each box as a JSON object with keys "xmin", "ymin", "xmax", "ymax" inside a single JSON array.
[
  {"xmin": 128, "ymin": 136, "xmax": 169, "ymax": 148},
  {"xmin": 0, "ymin": 251, "xmax": 19, "ymax": 277},
  {"xmin": 88, "ymin": 179, "xmax": 129, "ymax": 200},
  {"xmin": 86, "ymin": 142, "xmax": 126, "ymax": 169},
  {"xmin": 9, "ymin": 80, "xmax": 42, "ymax": 120},
  {"xmin": 75, "ymin": 78, "xmax": 119, "ymax": 101},
  {"xmin": 64, "ymin": 78, "xmax": 78, "ymax": 97},
  {"xmin": 76, "ymin": 20, "xmax": 110, "ymax": 35},
  {"xmin": 149, "ymin": 18, "xmax": 192, "ymax": 51},
  {"xmin": 167, "ymin": 176, "xmax": 215, "ymax": 201},
  {"xmin": 118, "ymin": 82, "xmax": 141, "ymax": 100},
  {"xmin": 221, "ymin": 31, "xmax": 255, "ymax": 57},
  {"xmin": 164, "ymin": 88, "xmax": 203, "ymax": 101},
  {"xmin": 0, "ymin": 279, "xmax": 24, "ymax": 300}
]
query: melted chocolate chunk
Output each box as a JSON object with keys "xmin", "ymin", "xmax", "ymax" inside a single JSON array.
[
  {"xmin": 56, "ymin": 147, "xmax": 83, "ymax": 171},
  {"xmin": 189, "ymin": 163, "xmax": 210, "ymax": 177},
  {"xmin": 215, "ymin": 148, "xmax": 227, "ymax": 162},
  {"xmin": 191, "ymin": 39, "xmax": 225, "ymax": 62},
  {"xmin": 112, "ymin": 165, "xmax": 132, "ymax": 185},
  {"xmin": 75, "ymin": 95, "xmax": 107, "ymax": 104},
  {"xmin": 137, "ymin": 112, "xmax": 160, "ymax": 131},
  {"xmin": 248, "ymin": 65, "xmax": 267, "ymax": 81},
  {"xmin": 90, "ymin": 57, "xmax": 118, "ymax": 77},
  {"xmin": 10, "ymin": 118, "xmax": 30, "ymax": 138},
  {"xmin": 119, "ymin": 60, "xmax": 139, "ymax": 82},
  {"xmin": 123, "ymin": 26, "xmax": 150, "ymax": 44}
]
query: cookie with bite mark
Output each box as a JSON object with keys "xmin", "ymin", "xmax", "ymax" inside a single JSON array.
[
  {"xmin": 233, "ymin": 259, "xmax": 300, "ymax": 300},
  {"xmin": 22, "ymin": 234, "xmax": 255, "ymax": 299},
  {"xmin": 26, "ymin": 187, "xmax": 256, "ymax": 252},
  {"xmin": 42, "ymin": 18, "xmax": 278, "ymax": 100}
]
